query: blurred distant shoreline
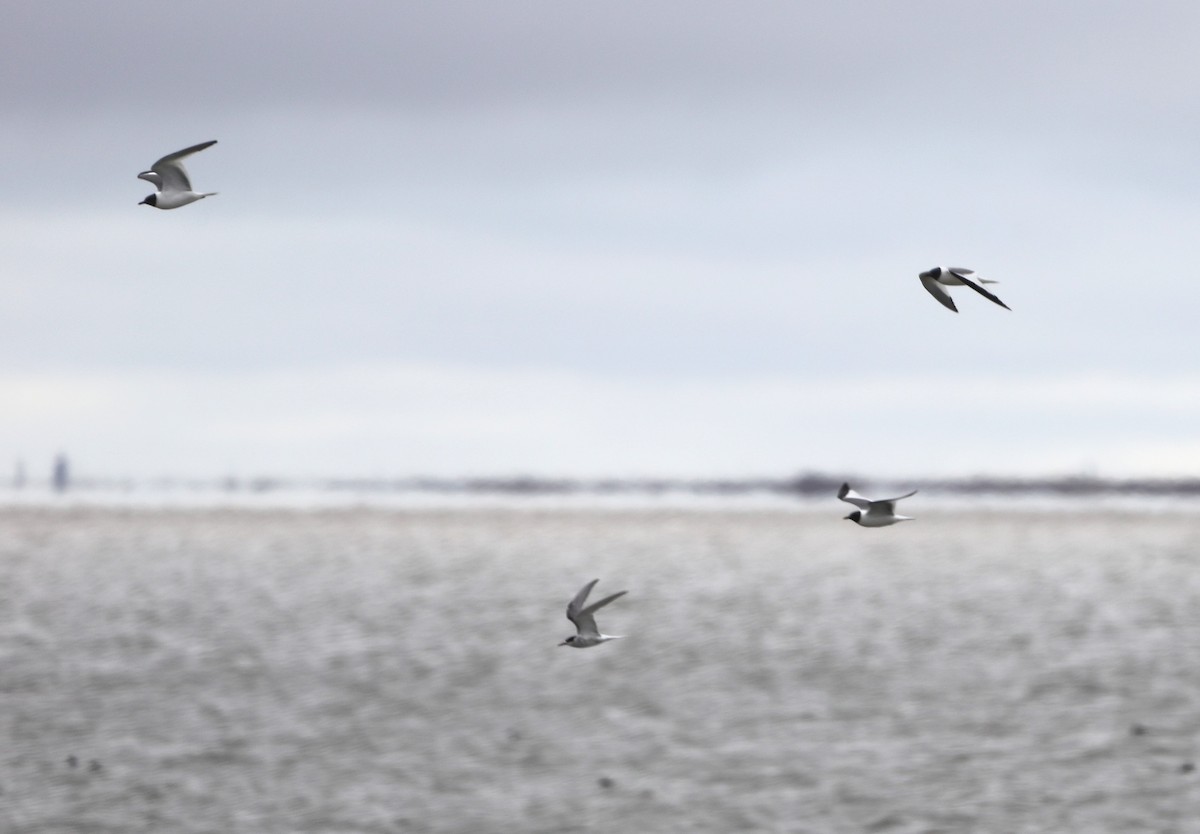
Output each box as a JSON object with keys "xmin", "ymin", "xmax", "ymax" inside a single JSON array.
[{"xmin": 8, "ymin": 472, "xmax": 1200, "ymax": 499}]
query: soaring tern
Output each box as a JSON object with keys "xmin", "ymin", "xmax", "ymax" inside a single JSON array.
[
  {"xmin": 138, "ymin": 140, "xmax": 218, "ymax": 210},
  {"xmin": 919, "ymin": 266, "xmax": 1009, "ymax": 312},
  {"xmin": 559, "ymin": 578, "xmax": 627, "ymax": 648},
  {"xmin": 838, "ymin": 482, "xmax": 917, "ymax": 527}
]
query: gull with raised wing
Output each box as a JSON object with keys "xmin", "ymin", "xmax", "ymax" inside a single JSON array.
[
  {"xmin": 838, "ymin": 482, "xmax": 918, "ymax": 527},
  {"xmin": 138, "ymin": 140, "xmax": 218, "ymax": 210},
  {"xmin": 559, "ymin": 578, "xmax": 627, "ymax": 648},
  {"xmin": 919, "ymin": 266, "xmax": 1010, "ymax": 312}
]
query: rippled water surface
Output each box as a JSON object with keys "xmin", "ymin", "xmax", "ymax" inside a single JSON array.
[{"xmin": 2, "ymin": 506, "xmax": 1198, "ymax": 832}]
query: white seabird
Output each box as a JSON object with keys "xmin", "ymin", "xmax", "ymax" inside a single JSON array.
[
  {"xmin": 919, "ymin": 266, "xmax": 1010, "ymax": 312},
  {"xmin": 559, "ymin": 578, "xmax": 627, "ymax": 648},
  {"xmin": 138, "ymin": 140, "xmax": 218, "ymax": 210},
  {"xmin": 838, "ymin": 482, "xmax": 917, "ymax": 527}
]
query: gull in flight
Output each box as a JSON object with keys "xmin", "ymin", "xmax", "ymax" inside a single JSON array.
[
  {"xmin": 138, "ymin": 140, "xmax": 218, "ymax": 209},
  {"xmin": 838, "ymin": 482, "xmax": 917, "ymax": 527},
  {"xmin": 919, "ymin": 266, "xmax": 1010, "ymax": 312},
  {"xmin": 559, "ymin": 578, "xmax": 627, "ymax": 648}
]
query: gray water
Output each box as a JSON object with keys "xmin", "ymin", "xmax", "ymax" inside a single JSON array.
[{"xmin": 2, "ymin": 507, "xmax": 1198, "ymax": 832}]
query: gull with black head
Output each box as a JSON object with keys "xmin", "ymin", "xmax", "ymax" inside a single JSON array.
[
  {"xmin": 839, "ymin": 482, "xmax": 918, "ymax": 527},
  {"xmin": 138, "ymin": 140, "xmax": 219, "ymax": 210},
  {"xmin": 559, "ymin": 578, "xmax": 627, "ymax": 648}
]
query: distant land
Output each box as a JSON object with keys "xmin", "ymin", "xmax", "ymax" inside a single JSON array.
[{"xmin": 15, "ymin": 472, "xmax": 1200, "ymax": 497}]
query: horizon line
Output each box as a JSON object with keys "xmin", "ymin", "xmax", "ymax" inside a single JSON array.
[{"xmin": 11, "ymin": 471, "xmax": 1200, "ymax": 497}]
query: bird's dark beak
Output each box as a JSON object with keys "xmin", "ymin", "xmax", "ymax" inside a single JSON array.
[
  {"xmin": 557, "ymin": 641, "xmax": 568, "ymax": 647},
  {"xmin": 138, "ymin": 198, "xmax": 149, "ymax": 205},
  {"xmin": 843, "ymin": 514, "xmax": 853, "ymax": 520}
]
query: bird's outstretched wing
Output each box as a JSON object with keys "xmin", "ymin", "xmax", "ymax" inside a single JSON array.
[
  {"xmin": 147, "ymin": 140, "xmax": 217, "ymax": 193},
  {"xmin": 949, "ymin": 268, "xmax": 1010, "ymax": 310},
  {"xmin": 566, "ymin": 579, "xmax": 626, "ymax": 637},
  {"xmin": 566, "ymin": 579, "xmax": 598, "ymax": 626},
  {"xmin": 874, "ymin": 489, "xmax": 918, "ymax": 514},
  {"xmin": 920, "ymin": 274, "xmax": 958, "ymax": 312},
  {"xmin": 837, "ymin": 483, "xmax": 874, "ymax": 510}
]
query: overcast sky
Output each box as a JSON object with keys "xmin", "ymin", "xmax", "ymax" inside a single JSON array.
[{"xmin": 4, "ymin": 2, "xmax": 1200, "ymax": 481}]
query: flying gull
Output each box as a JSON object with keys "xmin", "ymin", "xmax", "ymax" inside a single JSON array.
[
  {"xmin": 838, "ymin": 482, "xmax": 917, "ymax": 527},
  {"xmin": 138, "ymin": 140, "xmax": 218, "ymax": 210},
  {"xmin": 559, "ymin": 578, "xmax": 627, "ymax": 648},
  {"xmin": 919, "ymin": 266, "xmax": 1010, "ymax": 312}
]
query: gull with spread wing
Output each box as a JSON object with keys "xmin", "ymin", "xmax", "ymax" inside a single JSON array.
[
  {"xmin": 919, "ymin": 266, "xmax": 1010, "ymax": 312},
  {"xmin": 138, "ymin": 140, "xmax": 219, "ymax": 210},
  {"xmin": 838, "ymin": 482, "xmax": 918, "ymax": 527},
  {"xmin": 559, "ymin": 578, "xmax": 627, "ymax": 648}
]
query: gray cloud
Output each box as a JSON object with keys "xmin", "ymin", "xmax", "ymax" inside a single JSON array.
[{"xmin": 6, "ymin": 2, "xmax": 1200, "ymax": 122}]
